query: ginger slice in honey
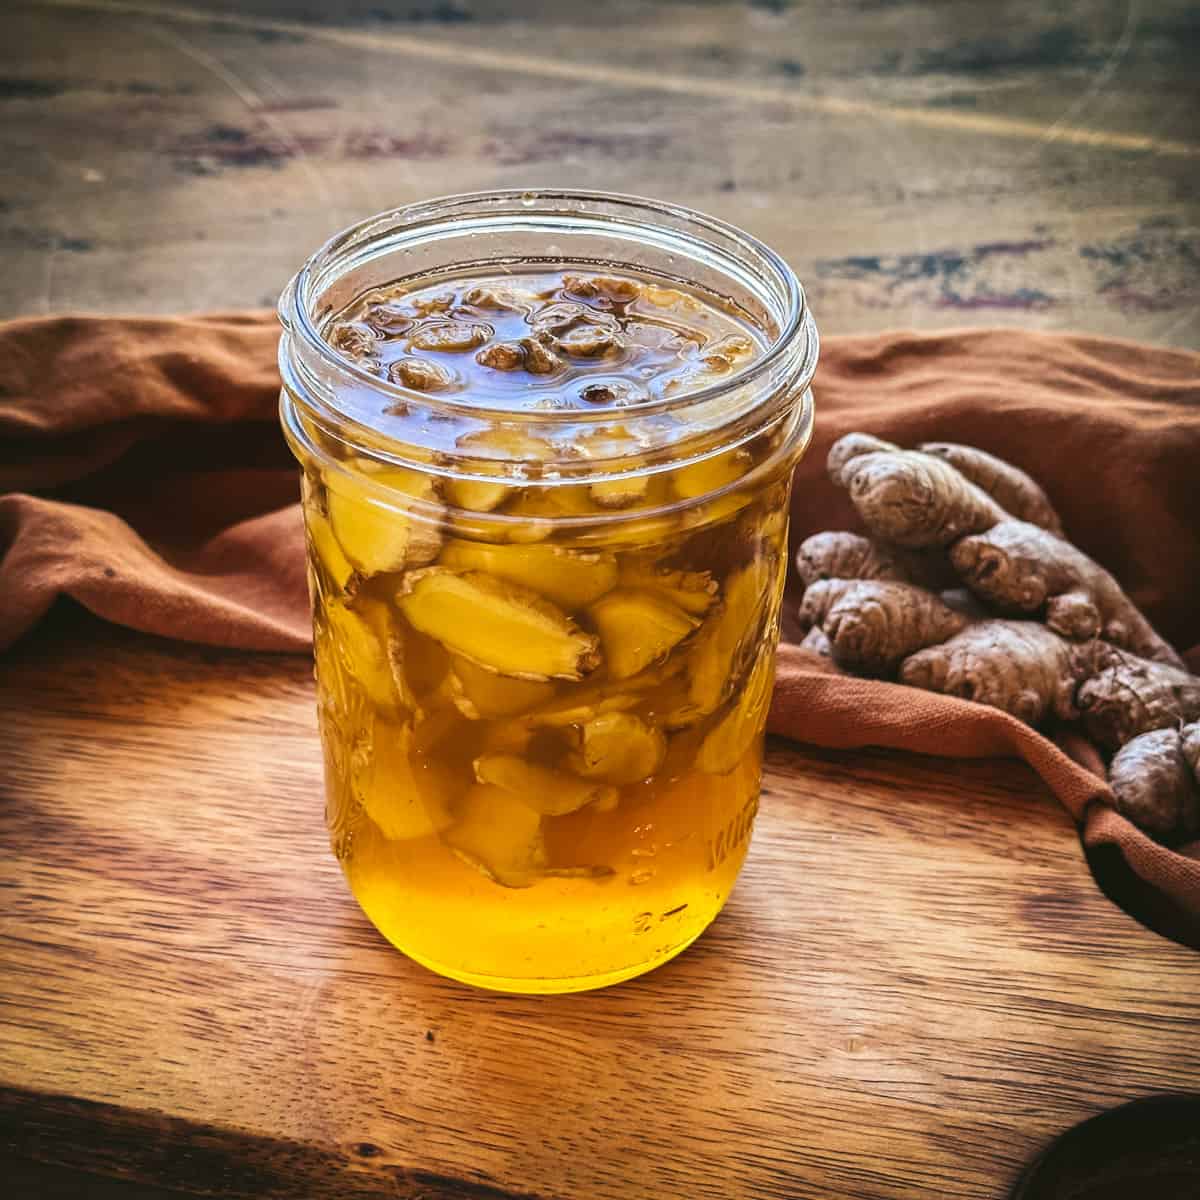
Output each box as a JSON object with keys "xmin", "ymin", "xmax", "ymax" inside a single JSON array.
[
  {"xmin": 589, "ymin": 475, "xmax": 650, "ymax": 509},
  {"xmin": 671, "ymin": 448, "xmax": 753, "ymax": 500},
  {"xmin": 306, "ymin": 508, "xmax": 355, "ymax": 592},
  {"xmin": 408, "ymin": 320, "xmax": 492, "ymax": 353},
  {"xmin": 444, "ymin": 784, "xmax": 547, "ymax": 888},
  {"xmin": 682, "ymin": 490, "xmax": 752, "ymax": 531},
  {"xmin": 567, "ymin": 712, "xmax": 666, "ymax": 786},
  {"xmin": 504, "ymin": 484, "xmax": 597, "ymax": 523},
  {"xmin": 462, "ymin": 284, "xmax": 535, "ymax": 312},
  {"xmin": 555, "ymin": 325, "xmax": 622, "ymax": 358},
  {"xmin": 508, "ymin": 683, "xmax": 643, "ymax": 733},
  {"xmin": 698, "ymin": 647, "xmax": 775, "ymax": 775},
  {"xmin": 639, "ymin": 668, "xmax": 707, "ymax": 732},
  {"xmin": 701, "ymin": 333, "xmax": 757, "ymax": 370},
  {"xmin": 410, "ymin": 706, "xmax": 465, "ymax": 760},
  {"xmin": 473, "ymin": 754, "xmax": 616, "ymax": 816},
  {"xmin": 444, "ymin": 477, "xmax": 514, "ymax": 513},
  {"xmin": 561, "ymin": 274, "xmax": 642, "ymax": 303},
  {"xmin": 478, "ymin": 719, "xmax": 535, "ymax": 756},
  {"xmin": 688, "ymin": 556, "xmax": 771, "ymax": 713},
  {"xmin": 397, "ymin": 568, "xmax": 601, "ymax": 681},
  {"xmin": 587, "ymin": 589, "xmax": 700, "ymax": 680},
  {"xmin": 326, "ymin": 460, "xmax": 442, "ymax": 577},
  {"xmin": 449, "ymin": 654, "xmax": 556, "ymax": 719},
  {"xmin": 387, "ymin": 620, "xmax": 451, "ymax": 717},
  {"xmin": 325, "ymin": 598, "xmax": 396, "ymax": 710},
  {"xmin": 439, "ymin": 539, "xmax": 617, "ymax": 611},
  {"xmin": 354, "ymin": 720, "xmax": 457, "ymax": 841},
  {"xmin": 573, "ymin": 422, "xmax": 653, "ymax": 506},
  {"xmin": 389, "ymin": 357, "xmax": 455, "ymax": 392},
  {"xmin": 448, "ymin": 429, "xmax": 549, "ymax": 516},
  {"xmin": 617, "ymin": 562, "xmax": 718, "ymax": 616},
  {"xmin": 457, "ymin": 426, "xmax": 553, "ymax": 463}
]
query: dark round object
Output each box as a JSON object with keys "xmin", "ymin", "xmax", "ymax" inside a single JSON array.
[{"xmin": 1011, "ymin": 1094, "xmax": 1200, "ymax": 1200}]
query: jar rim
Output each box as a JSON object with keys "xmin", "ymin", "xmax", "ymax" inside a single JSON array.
[{"xmin": 278, "ymin": 188, "xmax": 817, "ymax": 430}]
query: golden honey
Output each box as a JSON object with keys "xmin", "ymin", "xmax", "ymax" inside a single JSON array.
[{"xmin": 280, "ymin": 195, "xmax": 816, "ymax": 992}]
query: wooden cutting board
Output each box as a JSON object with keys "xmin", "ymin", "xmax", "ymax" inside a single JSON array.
[{"xmin": 1, "ymin": 610, "xmax": 1197, "ymax": 1200}]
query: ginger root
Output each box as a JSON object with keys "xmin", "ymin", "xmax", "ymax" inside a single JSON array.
[
  {"xmin": 828, "ymin": 433, "xmax": 1008, "ymax": 548},
  {"xmin": 799, "ymin": 625, "xmax": 834, "ymax": 659},
  {"xmin": 1108, "ymin": 723, "xmax": 1200, "ymax": 844},
  {"xmin": 808, "ymin": 430, "xmax": 1199, "ymax": 845},
  {"xmin": 799, "ymin": 578, "xmax": 968, "ymax": 675},
  {"xmin": 1075, "ymin": 650, "xmax": 1200, "ymax": 751},
  {"xmin": 899, "ymin": 620, "xmax": 1082, "ymax": 726},
  {"xmin": 919, "ymin": 442, "xmax": 1062, "ymax": 534},
  {"xmin": 796, "ymin": 531, "xmax": 911, "ymax": 586},
  {"xmin": 826, "ymin": 432, "xmax": 896, "ymax": 486},
  {"xmin": 795, "ymin": 531, "xmax": 951, "ymax": 591},
  {"xmin": 950, "ymin": 520, "xmax": 1184, "ymax": 669},
  {"xmin": 939, "ymin": 587, "xmax": 991, "ymax": 621}
]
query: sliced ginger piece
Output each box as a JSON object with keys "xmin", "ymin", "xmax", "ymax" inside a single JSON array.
[
  {"xmin": 457, "ymin": 426, "xmax": 553, "ymax": 463},
  {"xmin": 408, "ymin": 320, "xmax": 491, "ymax": 353},
  {"xmin": 688, "ymin": 556, "xmax": 771, "ymax": 713},
  {"xmin": 444, "ymin": 784, "xmax": 547, "ymax": 888},
  {"xmin": 589, "ymin": 589, "xmax": 700, "ymax": 680},
  {"xmin": 473, "ymin": 754, "xmax": 616, "ymax": 816},
  {"xmin": 389, "ymin": 357, "xmax": 455, "ymax": 392},
  {"xmin": 325, "ymin": 599, "xmax": 395, "ymax": 710},
  {"xmin": 439, "ymin": 539, "xmax": 617, "ymax": 611},
  {"xmin": 567, "ymin": 712, "xmax": 666, "ymax": 785},
  {"xmin": 590, "ymin": 475, "xmax": 650, "ymax": 509},
  {"xmin": 617, "ymin": 562, "xmax": 718, "ymax": 616},
  {"xmin": 306, "ymin": 509, "xmax": 355, "ymax": 592},
  {"xmin": 572, "ymin": 425, "xmax": 652, "ymax": 510},
  {"xmin": 397, "ymin": 568, "xmax": 600, "ymax": 681},
  {"xmin": 472, "ymin": 484, "xmax": 598, "ymax": 544},
  {"xmin": 449, "ymin": 654, "xmax": 556, "ymax": 719},
  {"xmin": 446, "ymin": 426, "xmax": 551, "ymax": 515},
  {"xmin": 478, "ymin": 720, "xmax": 535, "ymax": 755},
  {"xmin": 488, "ymin": 657, "xmax": 681, "ymax": 740},
  {"xmin": 504, "ymin": 484, "xmax": 598, "ymax": 521},
  {"xmin": 444, "ymin": 477, "xmax": 514, "ymax": 513},
  {"xmin": 671, "ymin": 448, "xmax": 753, "ymax": 500},
  {"xmin": 641, "ymin": 670, "xmax": 707, "ymax": 731},
  {"xmin": 410, "ymin": 706, "xmax": 463, "ymax": 758},
  {"xmin": 515, "ymin": 686, "xmax": 641, "ymax": 730},
  {"xmin": 326, "ymin": 460, "xmax": 442, "ymax": 576},
  {"xmin": 698, "ymin": 648, "xmax": 775, "ymax": 775},
  {"xmin": 584, "ymin": 506, "xmax": 681, "ymax": 549},
  {"xmin": 387, "ymin": 620, "xmax": 451, "ymax": 716},
  {"xmin": 353, "ymin": 721, "xmax": 456, "ymax": 841},
  {"xmin": 681, "ymin": 489, "xmax": 752, "ymax": 532}
]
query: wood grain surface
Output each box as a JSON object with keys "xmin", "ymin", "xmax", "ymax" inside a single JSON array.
[
  {"xmin": 2, "ymin": 609, "xmax": 1198, "ymax": 1199},
  {"xmin": 2, "ymin": 0, "xmax": 1198, "ymax": 349},
  {"xmin": 3, "ymin": 2, "xmax": 1199, "ymax": 1196}
]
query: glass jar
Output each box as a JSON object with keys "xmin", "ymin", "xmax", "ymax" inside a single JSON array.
[{"xmin": 278, "ymin": 191, "xmax": 818, "ymax": 993}]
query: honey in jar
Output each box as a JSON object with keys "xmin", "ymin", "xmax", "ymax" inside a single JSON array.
[{"xmin": 279, "ymin": 192, "xmax": 817, "ymax": 992}]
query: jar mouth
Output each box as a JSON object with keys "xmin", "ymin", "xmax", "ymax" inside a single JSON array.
[{"xmin": 278, "ymin": 189, "xmax": 816, "ymax": 431}]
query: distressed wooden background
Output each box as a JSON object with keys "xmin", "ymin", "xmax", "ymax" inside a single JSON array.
[
  {"xmin": 2, "ymin": 0, "xmax": 1198, "ymax": 348},
  {"xmin": 2, "ymin": 3, "xmax": 1199, "ymax": 1198}
]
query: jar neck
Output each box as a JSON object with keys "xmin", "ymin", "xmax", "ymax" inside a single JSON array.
[{"xmin": 277, "ymin": 190, "xmax": 818, "ymax": 489}]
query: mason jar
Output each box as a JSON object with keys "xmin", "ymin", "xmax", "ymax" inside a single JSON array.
[{"xmin": 278, "ymin": 190, "xmax": 818, "ymax": 993}]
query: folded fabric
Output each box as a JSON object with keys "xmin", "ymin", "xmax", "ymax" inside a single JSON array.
[{"xmin": 2, "ymin": 314, "xmax": 1198, "ymax": 942}]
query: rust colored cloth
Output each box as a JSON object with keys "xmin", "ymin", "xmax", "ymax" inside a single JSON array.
[{"xmin": 2, "ymin": 314, "xmax": 1198, "ymax": 940}]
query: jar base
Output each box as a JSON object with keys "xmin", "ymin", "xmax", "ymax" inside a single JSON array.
[{"xmin": 397, "ymin": 929, "xmax": 707, "ymax": 994}]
